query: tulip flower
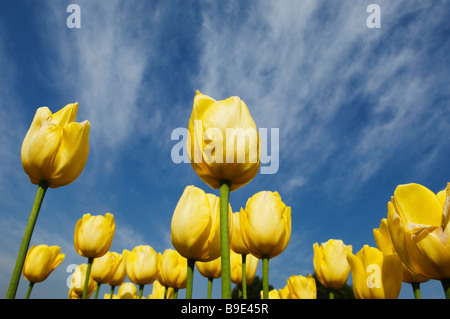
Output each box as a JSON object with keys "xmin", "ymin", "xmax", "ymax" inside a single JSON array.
[
  {"xmin": 6, "ymin": 102, "xmax": 90, "ymax": 299},
  {"xmin": 374, "ymin": 218, "xmax": 428, "ymax": 298},
  {"xmin": 91, "ymin": 251, "xmax": 122, "ymax": 299},
  {"xmin": 387, "ymin": 183, "xmax": 450, "ymax": 298},
  {"xmin": 69, "ymin": 263, "xmax": 97, "ymax": 299},
  {"xmin": 106, "ymin": 253, "xmax": 127, "ymax": 298},
  {"xmin": 117, "ymin": 282, "xmax": 138, "ymax": 299},
  {"xmin": 158, "ymin": 249, "xmax": 187, "ymax": 298},
  {"xmin": 230, "ymin": 249, "xmax": 258, "ymax": 297},
  {"xmin": 239, "ymin": 191, "xmax": 291, "ymax": 298},
  {"xmin": 22, "ymin": 245, "xmax": 65, "ymax": 298},
  {"xmin": 187, "ymin": 91, "xmax": 260, "ymax": 298},
  {"xmin": 313, "ymin": 239, "xmax": 352, "ymax": 298},
  {"xmin": 196, "ymin": 257, "xmax": 222, "ymax": 299},
  {"xmin": 74, "ymin": 213, "xmax": 115, "ymax": 298},
  {"xmin": 346, "ymin": 245, "xmax": 402, "ymax": 299},
  {"xmin": 171, "ymin": 185, "xmax": 231, "ymax": 298},
  {"xmin": 287, "ymin": 274, "xmax": 317, "ymax": 299},
  {"xmin": 123, "ymin": 245, "xmax": 161, "ymax": 299},
  {"xmin": 148, "ymin": 280, "xmax": 174, "ymax": 299}
]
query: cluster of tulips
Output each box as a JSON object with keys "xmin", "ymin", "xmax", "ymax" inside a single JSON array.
[{"xmin": 5, "ymin": 91, "xmax": 450, "ymax": 300}]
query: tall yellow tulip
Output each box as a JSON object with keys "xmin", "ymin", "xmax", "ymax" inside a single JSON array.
[
  {"xmin": 346, "ymin": 245, "xmax": 402, "ymax": 299},
  {"xmin": 313, "ymin": 239, "xmax": 352, "ymax": 297},
  {"xmin": 287, "ymin": 274, "xmax": 317, "ymax": 299},
  {"xmin": 74, "ymin": 213, "xmax": 115, "ymax": 298},
  {"xmin": 123, "ymin": 245, "xmax": 161, "ymax": 298},
  {"xmin": 158, "ymin": 249, "xmax": 188, "ymax": 294},
  {"xmin": 7, "ymin": 102, "xmax": 90, "ymax": 299},
  {"xmin": 187, "ymin": 91, "xmax": 260, "ymax": 192},
  {"xmin": 187, "ymin": 90, "xmax": 260, "ymax": 298},
  {"xmin": 21, "ymin": 102, "xmax": 90, "ymax": 188},
  {"xmin": 74, "ymin": 213, "xmax": 116, "ymax": 259},
  {"xmin": 387, "ymin": 183, "xmax": 450, "ymax": 297},
  {"xmin": 22, "ymin": 244, "xmax": 65, "ymax": 298},
  {"xmin": 374, "ymin": 218, "xmax": 428, "ymax": 298},
  {"xmin": 116, "ymin": 282, "xmax": 137, "ymax": 299},
  {"xmin": 239, "ymin": 191, "xmax": 291, "ymax": 299},
  {"xmin": 106, "ymin": 253, "xmax": 127, "ymax": 298}
]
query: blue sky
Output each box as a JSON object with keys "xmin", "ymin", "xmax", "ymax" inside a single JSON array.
[{"xmin": 0, "ymin": 0, "xmax": 449, "ymax": 299}]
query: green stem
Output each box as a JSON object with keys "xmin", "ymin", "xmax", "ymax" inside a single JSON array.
[
  {"xmin": 25, "ymin": 282, "xmax": 35, "ymax": 299},
  {"xmin": 262, "ymin": 255, "xmax": 269, "ymax": 299},
  {"xmin": 173, "ymin": 288, "xmax": 178, "ymax": 299},
  {"xmin": 207, "ymin": 278, "xmax": 213, "ymax": 299},
  {"xmin": 109, "ymin": 285, "xmax": 115, "ymax": 299},
  {"xmin": 441, "ymin": 279, "xmax": 450, "ymax": 299},
  {"xmin": 138, "ymin": 284, "xmax": 145, "ymax": 299},
  {"xmin": 328, "ymin": 291, "xmax": 334, "ymax": 299},
  {"xmin": 412, "ymin": 283, "xmax": 421, "ymax": 299},
  {"xmin": 186, "ymin": 258, "xmax": 195, "ymax": 299},
  {"xmin": 219, "ymin": 180, "xmax": 232, "ymax": 299},
  {"xmin": 6, "ymin": 182, "xmax": 48, "ymax": 299},
  {"xmin": 82, "ymin": 257, "xmax": 93, "ymax": 299},
  {"xmin": 94, "ymin": 283, "xmax": 101, "ymax": 299},
  {"xmin": 241, "ymin": 254, "xmax": 247, "ymax": 299}
]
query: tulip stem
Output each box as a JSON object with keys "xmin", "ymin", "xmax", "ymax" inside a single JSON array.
[
  {"xmin": 173, "ymin": 288, "xmax": 178, "ymax": 299},
  {"xmin": 219, "ymin": 179, "xmax": 232, "ymax": 299},
  {"xmin": 138, "ymin": 284, "xmax": 145, "ymax": 299},
  {"xmin": 186, "ymin": 258, "xmax": 195, "ymax": 299},
  {"xmin": 6, "ymin": 182, "xmax": 48, "ymax": 299},
  {"xmin": 262, "ymin": 255, "xmax": 269, "ymax": 299},
  {"xmin": 109, "ymin": 285, "xmax": 115, "ymax": 299},
  {"xmin": 328, "ymin": 291, "xmax": 335, "ymax": 299},
  {"xmin": 207, "ymin": 278, "xmax": 213, "ymax": 299},
  {"xmin": 82, "ymin": 257, "xmax": 93, "ymax": 299},
  {"xmin": 242, "ymin": 254, "xmax": 247, "ymax": 299},
  {"xmin": 441, "ymin": 279, "xmax": 450, "ymax": 299},
  {"xmin": 94, "ymin": 283, "xmax": 101, "ymax": 299},
  {"xmin": 25, "ymin": 282, "xmax": 35, "ymax": 299},
  {"xmin": 411, "ymin": 283, "xmax": 421, "ymax": 299}
]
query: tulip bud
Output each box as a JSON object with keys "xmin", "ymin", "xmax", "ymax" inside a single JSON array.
[
  {"xmin": 123, "ymin": 245, "xmax": 161, "ymax": 286},
  {"xmin": 240, "ymin": 191, "xmax": 291, "ymax": 259},
  {"xmin": 196, "ymin": 257, "xmax": 222, "ymax": 279},
  {"xmin": 187, "ymin": 91, "xmax": 260, "ymax": 192},
  {"xmin": 171, "ymin": 186, "xmax": 230, "ymax": 261},
  {"xmin": 91, "ymin": 251, "xmax": 121, "ymax": 284},
  {"xmin": 346, "ymin": 245, "xmax": 402, "ymax": 299},
  {"xmin": 107, "ymin": 253, "xmax": 127, "ymax": 287},
  {"xmin": 230, "ymin": 250, "xmax": 258, "ymax": 286},
  {"xmin": 287, "ymin": 274, "xmax": 317, "ymax": 299},
  {"xmin": 22, "ymin": 245, "xmax": 65, "ymax": 283},
  {"xmin": 117, "ymin": 282, "xmax": 137, "ymax": 299},
  {"xmin": 21, "ymin": 102, "xmax": 90, "ymax": 188},
  {"xmin": 70, "ymin": 263, "xmax": 97, "ymax": 298},
  {"xmin": 74, "ymin": 213, "xmax": 115, "ymax": 258},
  {"xmin": 158, "ymin": 249, "xmax": 188, "ymax": 289},
  {"xmin": 313, "ymin": 239, "xmax": 352, "ymax": 290}
]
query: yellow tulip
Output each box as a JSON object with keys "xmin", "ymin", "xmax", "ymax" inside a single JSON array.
[
  {"xmin": 187, "ymin": 91, "xmax": 260, "ymax": 192},
  {"xmin": 346, "ymin": 245, "xmax": 402, "ymax": 299},
  {"xmin": 117, "ymin": 282, "xmax": 137, "ymax": 299},
  {"xmin": 70, "ymin": 263, "xmax": 97, "ymax": 298},
  {"xmin": 171, "ymin": 185, "xmax": 229, "ymax": 262},
  {"xmin": 240, "ymin": 191, "xmax": 291, "ymax": 259},
  {"xmin": 91, "ymin": 251, "xmax": 122, "ymax": 284},
  {"xmin": 107, "ymin": 253, "xmax": 127, "ymax": 287},
  {"xmin": 21, "ymin": 102, "xmax": 90, "ymax": 188},
  {"xmin": 313, "ymin": 239, "xmax": 352, "ymax": 290},
  {"xmin": 230, "ymin": 249, "xmax": 258, "ymax": 286},
  {"xmin": 230, "ymin": 211, "xmax": 251, "ymax": 255},
  {"xmin": 278, "ymin": 285, "xmax": 290, "ymax": 299},
  {"xmin": 196, "ymin": 257, "xmax": 222, "ymax": 279},
  {"xmin": 147, "ymin": 280, "xmax": 174, "ymax": 299},
  {"xmin": 22, "ymin": 245, "xmax": 64, "ymax": 283},
  {"xmin": 158, "ymin": 249, "xmax": 188, "ymax": 290},
  {"xmin": 286, "ymin": 274, "xmax": 317, "ymax": 299},
  {"xmin": 74, "ymin": 213, "xmax": 115, "ymax": 258},
  {"xmin": 387, "ymin": 183, "xmax": 450, "ymax": 280},
  {"xmin": 123, "ymin": 245, "xmax": 161, "ymax": 286},
  {"xmin": 374, "ymin": 218, "xmax": 429, "ymax": 285}
]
